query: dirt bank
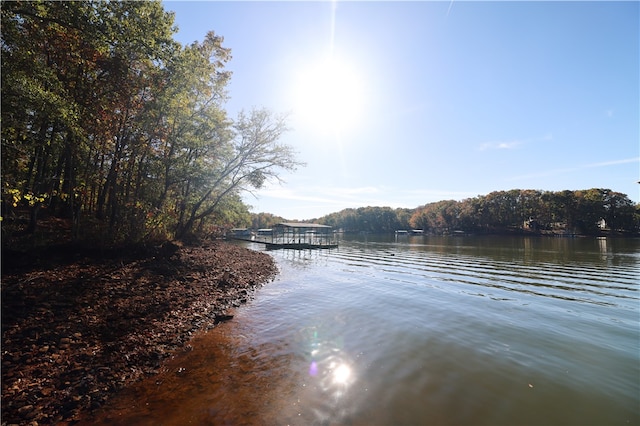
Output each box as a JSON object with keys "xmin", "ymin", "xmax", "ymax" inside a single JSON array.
[{"xmin": 1, "ymin": 241, "xmax": 278, "ymax": 425}]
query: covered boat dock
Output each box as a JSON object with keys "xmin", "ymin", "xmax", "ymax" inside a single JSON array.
[
  {"xmin": 231, "ymin": 222, "xmax": 337, "ymax": 249},
  {"xmin": 266, "ymin": 223, "xmax": 337, "ymax": 249}
]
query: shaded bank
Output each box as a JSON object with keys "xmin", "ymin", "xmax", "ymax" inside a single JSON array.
[{"xmin": 1, "ymin": 241, "xmax": 278, "ymax": 425}]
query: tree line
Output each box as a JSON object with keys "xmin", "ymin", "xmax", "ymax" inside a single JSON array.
[
  {"xmin": 316, "ymin": 189, "xmax": 639, "ymax": 235},
  {"xmin": 1, "ymin": 1, "xmax": 301, "ymax": 246},
  {"xmin": 3, "ymin": 3, "xmax": 637, "ymax": 245}
]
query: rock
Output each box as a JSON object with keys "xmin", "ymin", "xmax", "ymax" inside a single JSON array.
[
  {"xmin": 214, "ymin": 312, "xmax": 234, "ymax": 323},
  {"xmin": 17, "ymin": 404, "xmax": 36, "ymax": 419}
]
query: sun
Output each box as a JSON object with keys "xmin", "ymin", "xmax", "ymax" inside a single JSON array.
[{"xmin": 292, "ymin": 56, "xmax": 365, "ymax": 134}]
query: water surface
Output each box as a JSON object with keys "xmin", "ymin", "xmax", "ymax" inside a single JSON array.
[{"xmin": 87, "ymin": 235, "xmax": 640, "ymax": 425}]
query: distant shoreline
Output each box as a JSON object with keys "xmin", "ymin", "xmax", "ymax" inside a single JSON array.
[{"xmin": 359, "ymin": 229, "xmax": 639, "ymax": 238}]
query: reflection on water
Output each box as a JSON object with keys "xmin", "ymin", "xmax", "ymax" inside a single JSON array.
[
  {"xmin": 296, "ymin": 327, "xmax": 356, "ymax": 424},
  {"xmin": 82, "ymin": 236, "xmax": 640, "ymax": 425}
]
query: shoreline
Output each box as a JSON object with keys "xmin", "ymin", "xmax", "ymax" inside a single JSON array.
[
  {"xmin": 74, "ymin": 308, "xmax": 298, "ymax": 426},
  {"xmin": 1, "ymin": 241, "xmax": 278, "ymax": 425}
]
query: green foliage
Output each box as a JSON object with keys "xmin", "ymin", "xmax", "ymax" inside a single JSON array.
[
  {"xmin": 1, "ymin": 1, "xmax": 301, "ymax": 246},
  {"xmin": 249, "ymin": 212, "xmax": 287, "ymax": 229},
  {"xmin": 321, "ymin": 206, "xmax": 407, "ymax": 233},
  {"xmin": 317, "ymin": 189, "xmax": 638, "ymax": 235},
  {"xmin": 2, "ymin": 1, "xmax": 634, "ymax": 245}
]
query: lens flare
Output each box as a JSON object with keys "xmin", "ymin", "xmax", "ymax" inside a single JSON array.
[
  {"xmin": 309, "ymin": 361, "xmax": 318, "ymax": 377},
  {"xmin": 332, "ymin": 363, "xmax": 351, "ymax": 385}
]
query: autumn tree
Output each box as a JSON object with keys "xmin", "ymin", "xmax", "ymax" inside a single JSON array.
[
  {"xmin": 1, "ymin": 0, "xmax": 177, "ymax": 240},
  {"xmin": 132, "ymin": 31, "xmax": 233, "ymax": 240},
  {"xmin": 1, "ymin": 1, "xmax": 302, "ymax": 246},
  {"xmin": 319, "ymin": 189, "xmax": 638, "ymax": 235},
  {"xmin": 175, "ymin": 108, "xmax": 302, "ymax": 238},
  {"xmin": 603, "ymin": 190, "xmax": 637, "ymax": 231},
  {"xmin": 410, "ymin": 200, "xmax": 462, "ymax": 233},
  {"xmin": 250, "ymin": 212, "xmax": 287, "ymax": 229}
]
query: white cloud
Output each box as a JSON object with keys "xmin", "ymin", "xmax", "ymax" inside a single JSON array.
[
  {"xmin": 478, "ymin": 133, "xmax": 553, "ymax": 151},
  {"xmin": 509, "ymin": 157, "xmax": 640, "ymax": 181},
  {"xmin": 252, "ymin": 187, "xmax": 341, "ymax": 205},
  {"xmin": 586, "ymin": 157, "xmax": 638, "ymax": 168},
  {"xmin": 478, "ymin": 140, "xmax": 523, "ymax": 151}
]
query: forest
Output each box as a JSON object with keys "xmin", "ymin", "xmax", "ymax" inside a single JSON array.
[
  {"xmin": 317, "ymin": 189, "xmax": 639, "ymax": 236},
  {"xmin": 1, "ymin": 1, "xmax": 301, "ymax": 247},
  {"xmin": 2, "ymin": 2, "xmax": 638, "ymax": 248}
]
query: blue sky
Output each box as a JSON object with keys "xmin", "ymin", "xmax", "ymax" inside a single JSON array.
[{"xmin": 164, "ymin": 1, "xmax": 639, "ymax": 220}]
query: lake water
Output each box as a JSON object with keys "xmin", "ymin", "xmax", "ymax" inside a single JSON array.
[{"xmin": 87, "ymin": 235, "xmax": 639, "ymax": 426}]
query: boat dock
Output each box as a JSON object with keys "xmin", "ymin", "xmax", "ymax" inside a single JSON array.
[{"xmin": 230, "ymin": 222, "xmax": 338, "ymax": 250}]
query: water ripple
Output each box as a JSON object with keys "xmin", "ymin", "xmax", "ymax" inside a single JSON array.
[{"xmin": 328, "ymin": 241, "xmax": 639, "ymax": 310}]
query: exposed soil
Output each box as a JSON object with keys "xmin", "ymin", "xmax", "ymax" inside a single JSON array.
[{"xmin": 1, "ymin": 241, "xmax": 278, "ymax": 425}]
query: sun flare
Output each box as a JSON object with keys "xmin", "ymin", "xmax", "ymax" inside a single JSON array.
[
  {"xmin": 332, "ymin": 363, "xmax": 352, "ymax": 385},
  {"xmin": 293, "ymin": 57, "xmax": 365, "ymax": 133}
]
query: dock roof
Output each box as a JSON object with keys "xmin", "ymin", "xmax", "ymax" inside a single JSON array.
[{"xmin": 276, "ymin": 222, "xmax": 331, "ymax": 229}]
